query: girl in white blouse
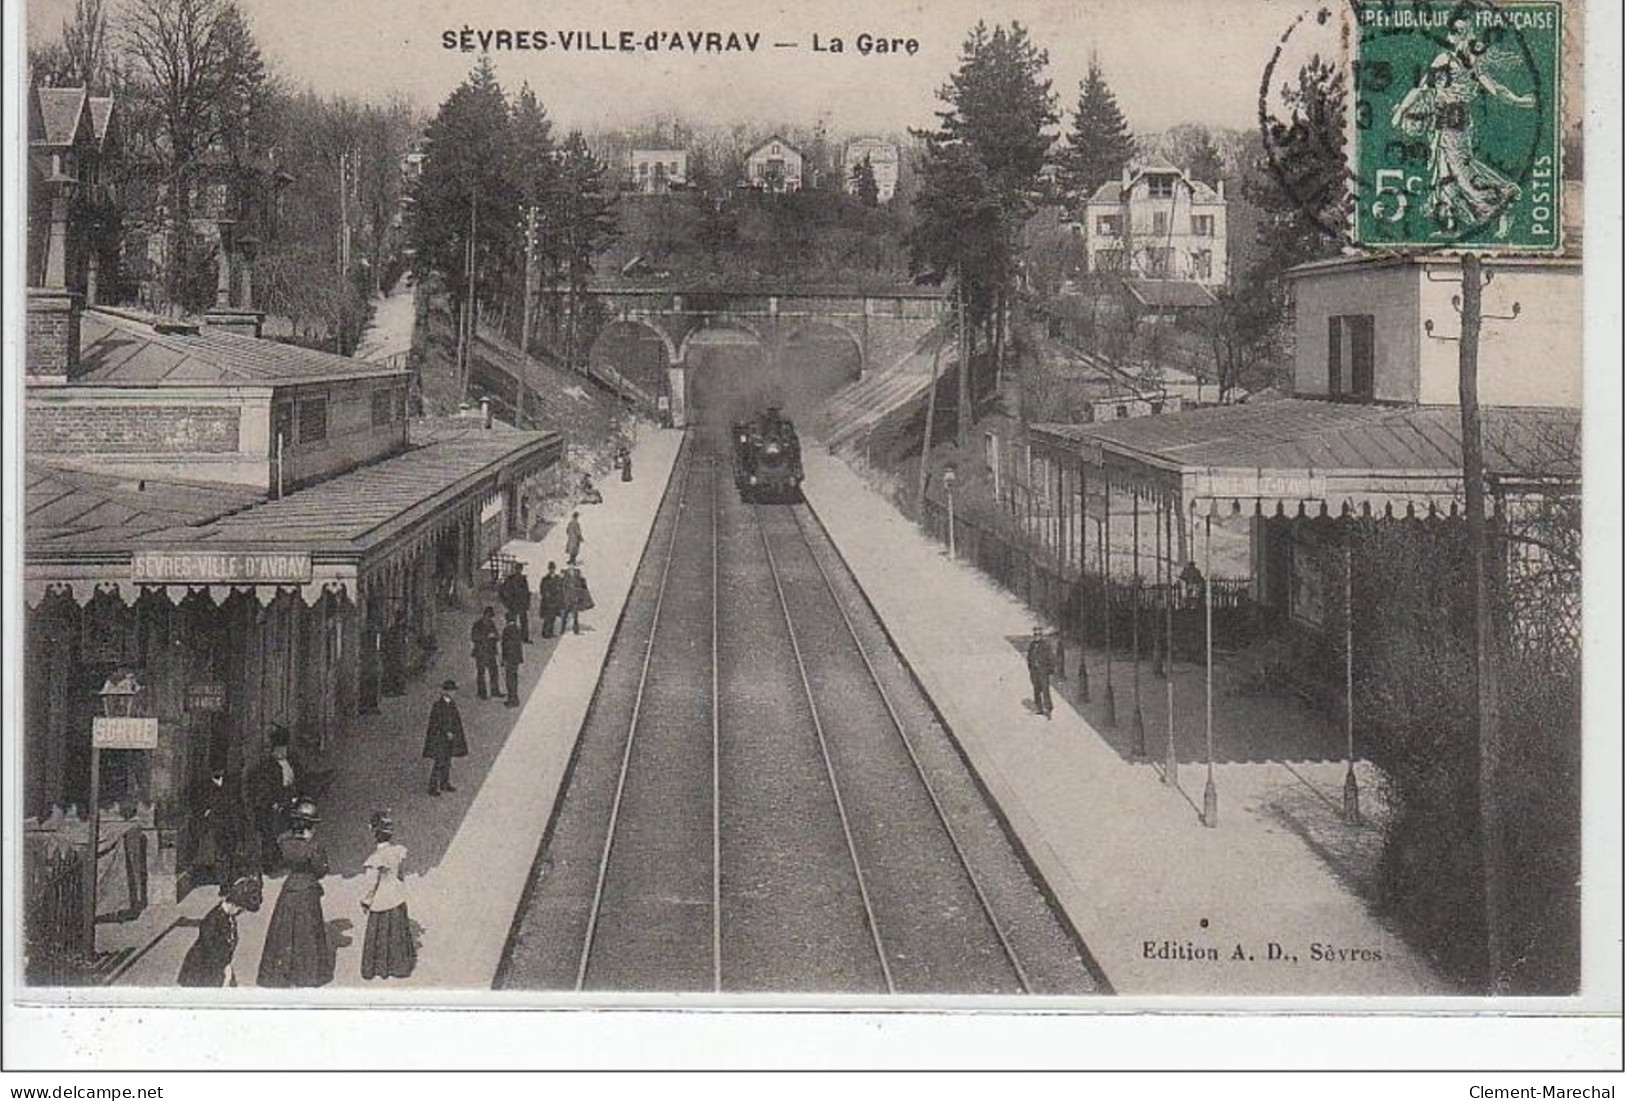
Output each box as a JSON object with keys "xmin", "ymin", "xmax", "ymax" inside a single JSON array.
[{"xmin": 359, "ymin": 810, "xmax": 416, "ymax": 979}]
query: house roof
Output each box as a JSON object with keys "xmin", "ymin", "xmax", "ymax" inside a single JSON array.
[
  {"xmin": 26, "ymin": 464, "xmax": 265, "ymax": 551},
  {"xmin": 77, "ymin": 308, "xmax": 408, "ymax": 387},
  {"xmin": 1032, "ymin": 400, "xmax": 1579, "ymax": 516},
  {"xmin": 749, "ymin": 134, "xmax": 801, "ymax": 157},
  {"xmin": 173, "ymin": 419, "xmax": 559, "ymax": 554},
  {"xmin": 1086, "ymin": 167, "xmax": 1224, "ymax": 205},
  {"xmin": 1123, "ymin": 279, "xmax": 1218, "ymax": 309}
]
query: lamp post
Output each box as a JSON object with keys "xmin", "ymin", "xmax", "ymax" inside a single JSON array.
[
  {"xmin": 943, "ymin": 464, "xmax": 958, "ymax": 560},
  {"xmin": 85, "ymin": 672, "xmax": 153, "ymax": 959}
]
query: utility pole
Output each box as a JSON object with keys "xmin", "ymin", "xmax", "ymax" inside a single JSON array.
[
  {"xmin": 338, "ymin": 151, "xmax": 351, "ymax": 277},
  {"xmin": 916, "ymin": 287, "xmax": 951, "ymax": 520},
  {"xmin": 521, "ymin": 205, "xmax": 538, "ymax": 358},
  {"xmin": 955, "ymin": 277, "xmax": 970, "ymax": 451},
  {"xmin": 1459, "ymin": 252, "xmax": 1505, "ymax": 994},
  {"xmin": 461, "ymin": 194, "xmax": 479, "ymax": 406}
]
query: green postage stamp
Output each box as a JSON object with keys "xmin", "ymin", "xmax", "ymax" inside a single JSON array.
[{"xmin": 1352, "ymin": 0, "xmax": 1562, "ymax": 250}]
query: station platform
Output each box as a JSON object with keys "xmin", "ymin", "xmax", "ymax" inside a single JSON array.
[
  {"xmin": 103, "ymin": 427, "xmax": 683, "ymax": 993},
  {"xmin": 800, "ymin": 448, "xmax": 1453, "ymax": 997}
]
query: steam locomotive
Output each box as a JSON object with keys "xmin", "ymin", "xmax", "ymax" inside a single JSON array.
[{"xmin": 731, "ymin": 407, "xmax": 804, "ymax": 503}]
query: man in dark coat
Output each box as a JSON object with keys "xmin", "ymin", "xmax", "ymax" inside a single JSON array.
[
  {"xmin": 499, "ymin": 564, "xmax": 532, "ymax": 644},
  {"xmin": 1027, "ymin": 626, "xmax": 1057, "ymax": 720},
  {"xmin": 192, "ymin": 763, "xmax": 245, "ymax": 889},
  {"xmin": 470, "ymin": 606, "xmax": 500, "ymax": 700},
  {"xmin": 537, "ymin": 562, "xmax": 562, "ymax": 639},
  {"xmin": 616, "ymin": 445, "xmax": 633, "ymax": 482},
  {"xmin": 565, "ymin": 512, "xmax": 584, "ymax": 565},
  {"xmin": 560, "ymin": 565, "xmax": 595, "ymax": 635},
  {"xmin": 247, "ymin": 726, "xmax": 299, "ymax": 874},
  {"xmin": 500, "ymin": 612, "xmax": 525, "ymax": 707},
  {"xmin": 423, "ymin": 680, "xmax": 468, "ymax": 796}
]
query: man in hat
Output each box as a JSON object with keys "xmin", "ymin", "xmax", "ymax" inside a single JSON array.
[
  {"xmin": 247, "ymin": 725, "xmax": 299, "ymax": 873},
  {"xmin": 177, "ymin": 875, "xmax": 262, "ymax": 987},
  {"xmin": 470, "ymin": 606, "xmax": 500, "ymax": 700},
  {"xmin": 537, "ymin": 562, "xmax": 563, "ymax": 639},
  {"xmin": 560, "ymin": 564, "xmax": 595, "ymax": 636},
  {"xmin": 565, "ymin": 511, "xmax": 584, "ymax": 566},
  {"xmin": 1026, "ymin": 625, "xmax": 1057, "ymax": 720},
  {"xmin": 191, "ymin": 756, "xmax": 245, "ymax": 889},
  {"xmin": 500, "ymin": 611, "xmax": 525, "ymax": 707},
  {"xmin": 499, "ymin": 563, "xmax": 533, "ymax": 644},
  {"xmin": 422, "ymin": 680, "xmax": 468, "ymax": 796}
]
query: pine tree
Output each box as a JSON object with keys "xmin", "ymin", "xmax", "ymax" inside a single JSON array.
[
  {"xmin": 510, "ymin": 83, "xmax": 558, "ymax": 353},
  {"xmin": 852, "ymin": 155, "xmax": 880, "ymax": 207},
  {"xmin": 553, "ymin": 130, "xmax": 618, "ymax": 372},
  {"xmin": 1061, "ymin": 56, "xmax": 1135, "ymax": 204}
]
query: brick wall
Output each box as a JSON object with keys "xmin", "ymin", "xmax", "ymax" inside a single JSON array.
[
  {"xmin": 28, "ymin": 405, "xmax": 242, "ymax": 453},
  {"xmin": 25, "ymin": 290, "xmax": 79, "ymax": 381}
]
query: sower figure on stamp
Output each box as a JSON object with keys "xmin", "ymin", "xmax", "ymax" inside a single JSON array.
[
  {"xmin": 1027, "ymin": 625, "xmax": 1057, "ymax": 720},
  {"xmin": 470, "ymin": 606, "xmax": 499, "ymax": 700},
  {"xmin": 499, "ymin": 563, "xmax": 532, "ymax": 644},
  {"xmin": 423, "ymin": 679, "xmax": 468, "ymax": 795},
  {"xmin": 501, "ymin": 612, "xmax": 525, "ymax": 706}
]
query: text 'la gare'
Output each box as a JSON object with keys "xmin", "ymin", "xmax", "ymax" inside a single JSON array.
[{"xmin": 812, "ymin": 33, "xmax": 921, "ymax": 56}]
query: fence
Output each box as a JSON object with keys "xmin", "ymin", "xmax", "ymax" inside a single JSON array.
[
  {"xmin": 921, "ymin": 495, "xmax": 1258, "ymax": 658},
  {"xmin": 23, "ymin": 838, "xmax": 92, "ymax": 985}
]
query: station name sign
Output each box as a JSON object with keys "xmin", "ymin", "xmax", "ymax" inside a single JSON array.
[
  {"xmin": 132, "ymin": 550, "xmax": 314, "ymax": 584},
  {"xmin": 1193, "ymin": 471, "xmax": 1328, "ymax": 502}
]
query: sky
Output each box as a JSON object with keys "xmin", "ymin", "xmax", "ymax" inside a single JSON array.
[{"xmin": 28, "ymin": 0, "xmax": 1345, "ymax": 137}]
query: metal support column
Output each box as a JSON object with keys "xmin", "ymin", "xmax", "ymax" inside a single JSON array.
[
  {"xmin": 1164, "ymin": 497, "xmax": 1179, "ymax": 787},
  {"xmin": 1131, "ymin": 491, "xmax": 1146, "ymax": 757},
  {"xmin": 1202, "ymin": 514, "xmax": 1218, "ymax": 827},
  {"xmin": 1102, "ymin": 481, "xmax": 1116, "ymax": 727},
  {"xmin": 1344, "ymin": 535, "xmax": 1361, "ymax": 823}
]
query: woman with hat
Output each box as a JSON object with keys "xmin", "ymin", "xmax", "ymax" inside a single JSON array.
[
  {"xmin": 359, "ymin": 810, "xmax": 416, "ymax": 980},
  {"xmin": 256, "ymin": 799, "xmax": 334, "ymax": 987},
  {"xmin": 176, "ymin": 876, "xmax": 262, "ymax": 987}
]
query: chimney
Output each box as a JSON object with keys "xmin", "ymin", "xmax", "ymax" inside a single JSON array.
[
  {"xmin": 1217, "ymin": 179, "xmax": 1225, "ymax": 200},
  {"xmin": 481, "ymin": 397, "xmax": 493, "ymax": 429},
  {"xmin": 203, "ymin": 306, "xmax": 264, "ymax": 339},
  {"xmin": 26, "ymin": 287, "xmax": 81, "ymax": 385}
]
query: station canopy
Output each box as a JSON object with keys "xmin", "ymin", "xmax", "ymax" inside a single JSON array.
[{"xmin": 1032, "ymin": 399, "xmax": 1579, "ymax": 519}]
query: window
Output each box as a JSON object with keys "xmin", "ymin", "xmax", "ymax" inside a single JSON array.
[
  {"xmin": 1096, "ymin": 214, "xmax": 1121, "ymax": 237},
  {"xmin": 1191, "ymin": 215, "xmax": 1215, "ymax": 236},
  {"xmin": 1147, "ymin": 174, "xmax": 1175, "ymax": 199},
  {"xmin": 1151, "ymin": 212, "xmax": 1170, "ymax": 236},
  {"xmin": 298, "ymin": 397, "xmax": 329, "ymax": 443},
  {"xmin": 1326, "ymin": 315, "xmax": 1376, "ymax": 401},
  {"xmin": 1193, "ymin": 250, "xmax": 1213, "ymax": 281},
  {"xmin": 371, "ymin": 387, "xmax": 397, "ymax": 427}
]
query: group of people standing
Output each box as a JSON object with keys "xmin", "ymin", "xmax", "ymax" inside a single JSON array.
[{"xmin": 179, "ymin": 787, "xmax": 416, "ymax": 987}]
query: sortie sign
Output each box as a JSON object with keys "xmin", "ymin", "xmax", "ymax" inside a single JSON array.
[
  {"xmin": 92, "ymin": 716, "xmax": 159, "ymax": 750},
  {"xmin": 132, "ymin": 550, "xmax": 313, "ymax": 584}
]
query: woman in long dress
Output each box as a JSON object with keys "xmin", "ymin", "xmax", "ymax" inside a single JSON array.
[
  {"xmin": 359, "ymin": 810, "xmax": 416, "ymax": 980},
  {"xmin": 256, "ymin": 800, "xmax": 334, "ymax": 987},
  {"xmin": 1389, "ymin": 17, "xmax": 1536, "ymax": 237}
]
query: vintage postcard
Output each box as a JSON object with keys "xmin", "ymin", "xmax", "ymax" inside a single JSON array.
[{"xmin": 5, "ymin": 0, "xmax": 1618, "ymax": 1070}]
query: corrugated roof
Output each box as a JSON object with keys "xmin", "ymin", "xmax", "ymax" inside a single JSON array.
[
  {"xmin": 1034, "ymin": 400, "xmax": 1579, "ymax": 479},
  {"xmin": 32, "ymin": 87, "xmax": 87, "ymax": 146},
  {"xmin": 1123, "ymin": 280, "xmax": 1217, "ymax": 309},
  {"xmin": 78, "ymin": 309, "xmax": 406, "ymax": 386},
  {"xmin": 26, "ymin": 464, "xmax": 265, "ymax": 550}
]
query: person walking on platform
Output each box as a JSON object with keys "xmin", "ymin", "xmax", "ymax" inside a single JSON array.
[
  {"xmin": 192, "ymin": 758, "xmax": 247, "ymax": 889},
  {"xmin": 423, "ymin": 680, "xmax": 468, "ymax": 795},
  {"xmin": 470, "ymin": 606, "xmax": 500, "ymax": 700},
  {"xmin": 247, "ymin": 725, "xmax": 299, "ymax": 876},
  {"xmin": 565, "ymin": 512, "xmax": 584, "ymax": 566},
  {"xmin": 499, "ymin": 563, "xmax": 532, "ymax": 644},
  {"xmin": 359, "ymin": 810, "xmax": 416, "ymax": 980},
  {"xmin": 256, "ymin": 800, "xmax": 333, "ymax": 988},
  {"xmin": 177, "ymin": 875, "xmax": 262, "ymax": 987},
  {"xmin": 616, "ymin": 444, "xmax": 633, "ymax": 483},
  {"xmin": 1027, "ymin": 625, "xmax": 1057, "ymax": 720},
  {"xmin": 560, "ymin": 565, "xmax": 595, "ymax": 636},
  {"xmin": 537, "ymin": 562, "xmax": 562, "ymax": 639},
  {"xmin": 500, "ymin": 612, "xmax": 525, "ymax": 705}
]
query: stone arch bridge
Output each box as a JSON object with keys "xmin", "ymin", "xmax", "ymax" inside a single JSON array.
[{"xmin": 576, "ymin": 285, "xmax": 946, "ymax": 426}]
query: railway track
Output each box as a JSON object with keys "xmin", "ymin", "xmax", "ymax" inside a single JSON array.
[{"xmin": 499, "ymin": 431, "xmax": 1101, "ymax": 995}]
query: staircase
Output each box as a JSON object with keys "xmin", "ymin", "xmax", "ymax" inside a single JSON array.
[{"xmin": 819, "ymin": 327, "xmax": 953, "ymax": 452}]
